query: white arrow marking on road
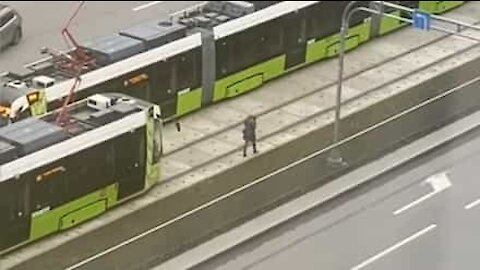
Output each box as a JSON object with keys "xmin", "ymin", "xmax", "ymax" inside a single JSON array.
[
  {"xmin": 425, "ymin": 172, "xmax": 452, "ymax": 192},
  {"xmin": 393, "ymin": 172, "xmax": 451, "ymax": 215}
]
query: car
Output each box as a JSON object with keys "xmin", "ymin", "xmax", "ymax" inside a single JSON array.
[{"xmin": 0, "ymin": 4, "xmax": 22, "ymax": 51}]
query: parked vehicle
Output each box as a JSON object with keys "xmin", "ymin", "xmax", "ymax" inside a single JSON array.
[{"xmin": 0, "ymin": 4, "xmax": 22, "ymax": 50}]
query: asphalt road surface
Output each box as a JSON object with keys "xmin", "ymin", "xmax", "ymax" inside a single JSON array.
[
  {"xmin": 0, "ymin": 1, "xmax": 201, "ymax": 72},
  {"xmin": 194, "ymin": 117, "xmax": 480, "ymax": 270}
]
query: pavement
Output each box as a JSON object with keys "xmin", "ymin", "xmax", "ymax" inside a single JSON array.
[
  {"xmin": 0, "ymin": 1, "xmax": 202, "ymax": 71},
  {"xmin": 191, "ymin": 100, "xmax": 480, "ymax": 270}
]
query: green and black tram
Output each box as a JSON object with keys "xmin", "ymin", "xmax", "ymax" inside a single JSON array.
[
  {"xmin": 0, "ymin": 93, "xmax": 162, "ymax": 254},
  {"xmin": 0, "ymin": 1, "xmax": 465, "ymax": 123}
]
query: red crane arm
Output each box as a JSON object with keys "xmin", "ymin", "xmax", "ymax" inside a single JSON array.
[{"xmin": 55, "ymin": 1, "xmax": 94, "ymax": 126}]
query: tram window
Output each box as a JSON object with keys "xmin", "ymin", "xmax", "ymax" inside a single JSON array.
[
  {"xmin": 282, "ymin": 11, "xmax": 304, "ymax": 50},
  {"xmin": 236, "ymin": 32, "xmax": 257, "ymax": 70},
  {"xmin": 175, "ymin": 52, "xmax": 195, "ymax": 90},
  {"xmin": 216, "ymin": 38, "xmax": 230, "ymax": 76},
  {"xmin": 148, "ymin": 61, "xmax": 173, "ymax": 107},
  {"xmin": 168, "ymin": 48, "xmax": 201, "ymax": 91},
  {"xmin": 0, "ymin": 182, "xmax": 16, "ymax": 222},
  {"xmin": 257, "ymin": 19, "xmax": 283, "ymax": 60},
  {"xmin": 225, "ymin": 30, "xmax": 260, "ymax": 75},
  {"xmin": 153, "ymin": 61, "xmax": 171, "ymax": 89},
  {"xmin": 30, "ymin": 165, "xmax": 68, "ymax": 210},
  {"xmin": 215, "ymin": 7, "xmax": 303, "ymax": 77},
  {"xmin": 66, "ymin": 142, "xmax": 114, "ymax": 200},
  {"xmin": 192, "ymin": 49, "xmax": 201, "ymax": 88},
  {"xmin": 350, "ymin": 1, "xmax": 370, "ymax": 26},
  {"xmin": 306, "ymin": 2, "xmax": 344, "ymax": 39}
]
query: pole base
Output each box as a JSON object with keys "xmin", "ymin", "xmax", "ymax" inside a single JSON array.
[{"xmin": 327, "ymin": 152, "xmax": 348, "ymax": 168}]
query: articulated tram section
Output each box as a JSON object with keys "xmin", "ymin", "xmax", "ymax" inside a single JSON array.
[{"xmin": 1, "ymin": 1, "xmax": 480, "ymax": 269}]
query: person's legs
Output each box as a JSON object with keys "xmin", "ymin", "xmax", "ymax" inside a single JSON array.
[
  {"xmin": 252, "ymin": 140, "xmax": 257, "ymax": 154},
  {"xmin": 243, "ymin": 141, "xmax": 248, "ymax": 157}
]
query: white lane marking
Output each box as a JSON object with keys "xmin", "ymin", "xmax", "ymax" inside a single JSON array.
[
  {"xmin": 464, "ymin": 198, "xmax": 480, "ymax": 210},
  {"xmin": 393, "ymin": 172, "xmax": 451, "ymax": 215},
  {"xmin": 350, "ymin": 224, "xmax": 437, "ymax": 270},
  {"xmin": 393, "ymin": 192, "xmax": 437, "ymax": 215},
  {"xmin": 132, "ymin": 1, "xmax": 162, "ymax": 11}
]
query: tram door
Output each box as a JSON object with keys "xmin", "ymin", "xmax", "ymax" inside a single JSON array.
[
  {"xmin": 115, "ymin": 127, "xmax": 146, "ymax": 200},
  {"xmin": 149, "ymin": 61, "xmax": 177, "ymax": 120},
  {"xmin": 284, "ymin": 10, "xmax": 307, "ymax": 70},
  {"xmin": 0, "ymin": 179, "xmax": 29, "ymax": 251}
]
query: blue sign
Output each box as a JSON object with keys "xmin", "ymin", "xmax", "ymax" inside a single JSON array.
[{"xmin": 412, "ymin": 9, "xmax": 431, "ymax": 31}]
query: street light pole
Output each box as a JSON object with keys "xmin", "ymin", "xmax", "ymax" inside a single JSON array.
[
  {"xmin": 327, "ymin": 1, "xmax": 480, "ymax": 168},
  {"xmin": 328, "ymin": 1, "xmax": 358, "ymax": 167}
]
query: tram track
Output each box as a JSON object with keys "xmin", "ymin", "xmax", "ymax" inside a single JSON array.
[
  {"xmin": 163, "ymin": 19, "xmax": 480, "ymax": 158},
  {"xmin": 162, "ymin": 19, "xmax": 480, "ymax": 182}
]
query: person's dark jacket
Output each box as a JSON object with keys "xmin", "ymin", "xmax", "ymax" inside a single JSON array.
[{"xmin": 243, "ymin": 118, "xmax": 256, "ymax": 142}]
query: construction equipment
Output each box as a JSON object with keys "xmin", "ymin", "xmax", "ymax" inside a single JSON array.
[{"xmin": 51, "ymin": 1, "xmax": 96, "ymax": 125}]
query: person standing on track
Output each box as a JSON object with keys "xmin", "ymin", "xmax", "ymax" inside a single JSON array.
[{"xmin": 242, "ymin": 115, "xmax": 258, "ymax": 157}]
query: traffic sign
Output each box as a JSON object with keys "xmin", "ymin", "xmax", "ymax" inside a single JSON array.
[{"xmin": 412, "ymin": 9, "xmax": 431, "ymax": 31}]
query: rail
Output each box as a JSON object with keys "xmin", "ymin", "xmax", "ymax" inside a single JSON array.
[
  {"xmin": 163, "ymin": 15, "xmax": 480, "ymax": 160},
  {"xmin": 162, "ymin": 32, "xmax": 480, "ymax": 182}
]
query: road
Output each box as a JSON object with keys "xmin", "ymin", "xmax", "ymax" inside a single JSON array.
[
  {"xmin": 193, "ymin": 114, "xmax": 480, "ymax": 270},
  {"xmin": 0, "ymin": 1, "xmax": 201, "ymax": 72}
]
